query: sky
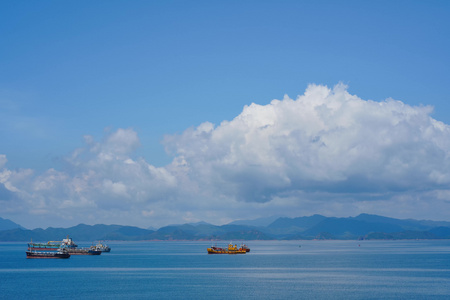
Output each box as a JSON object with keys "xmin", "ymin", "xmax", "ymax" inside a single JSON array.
[{"xmin": 1, "ymin": 0, "xmax": 450, "ymax": 229}]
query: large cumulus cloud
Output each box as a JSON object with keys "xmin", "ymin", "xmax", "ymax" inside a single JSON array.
[
  {"xmin": 2, "ymin": 84, "xmax": 450, "ymax": 228},
  {"xmin": 165, "ymin": 83, "xmax": 450, "ymax": 202}
]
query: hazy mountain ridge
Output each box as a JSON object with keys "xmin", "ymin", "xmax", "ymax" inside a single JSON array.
[
  {"xmin": 1, "ymin": 214, "xmax": 450, "ymax": 242},
  {"xmin": 0, "ymin": 217, "xmax": 25, "ymax": 231},
  {"xmin": 228, "ymin": 216, "xmax": 284, "ymax": 227}
]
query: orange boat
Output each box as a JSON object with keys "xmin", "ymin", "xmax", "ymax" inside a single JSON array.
[
  {"xmin": 207, "ymin": 243, "xmax": 247, "ymax": 254},
  {"xmin": 240, "ymin": 243, "xmax": 250, "ymax": 252}
]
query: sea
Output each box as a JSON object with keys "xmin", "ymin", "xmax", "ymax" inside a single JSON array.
[{"xmin": 1, "ymin": 240, "xmax": 450, "ymax": 299}]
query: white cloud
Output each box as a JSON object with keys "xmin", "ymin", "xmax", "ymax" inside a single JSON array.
[
  {"xmin": 101, "ymin": 128, "xmax": 141, "ymax": 157},
  {"xmin": 165, "ymin": 83, "xmax": 450, "ymax": 203},
  {"xmin": 2, "ymin": 84, "xmax": 450, "ymax": 228}
]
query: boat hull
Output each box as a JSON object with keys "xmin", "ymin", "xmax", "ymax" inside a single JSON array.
[
  {"xmin": 207, "ymin": 249, "xmax": 247, "ymax": 254},
  {"xmin": 66, "ymin": 248, "xmax": 101, "ymax": 255},
  {"xmin": 207, "ymin": 244, "xmax": 247, "ymax": 254},
  {"xmin": 26, "ymin": 251, "xmax": 70, "ymax": 259}
]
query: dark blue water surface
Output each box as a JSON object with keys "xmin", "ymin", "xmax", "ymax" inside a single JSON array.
[{"xmin": 1, "ymin": 240, "xmax": 450, "ymax": 299}]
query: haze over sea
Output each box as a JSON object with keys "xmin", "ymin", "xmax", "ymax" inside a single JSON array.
[{"xmin": 1, "ymin": 240, "xmax": 450, "ymax": 299}]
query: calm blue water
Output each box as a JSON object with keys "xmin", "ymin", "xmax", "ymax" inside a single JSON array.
[{"xmin": 1, "ymin": 240, "xmax": 450, "ymax": 299}]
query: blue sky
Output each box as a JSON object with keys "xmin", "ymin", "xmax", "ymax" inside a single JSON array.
[{"xmin": 1, "ymin": 1, "xmax": 450, "ymax": 229}]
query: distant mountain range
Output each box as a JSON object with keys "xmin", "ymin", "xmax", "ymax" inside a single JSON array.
[
  {"xmin": 0, "ymin": 217, "xmax": 25, "ymax": 231},
  {"xmin": 1, "ymin": 213, "xmax": 450, "ymax": 242}
]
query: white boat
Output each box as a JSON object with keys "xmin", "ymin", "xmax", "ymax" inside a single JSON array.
[{"xmin": 91, "ymin": 241, "xmax": 111, "ymax": 252}]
